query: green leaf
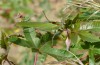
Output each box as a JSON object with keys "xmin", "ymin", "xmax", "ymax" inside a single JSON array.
[
  {"xmin": 79, "ymin": 32, "xmax": 100, "ymax": 42},
  {"xmin": 40, "ymin": 42, "xmax": 73, "ymax": 61},
  {"xmin": 41, "ymin": 32, "xmax": 52, "ymax": 43},
  {"xmin": 8, "ymin": 36, "xmax": 33, "ymax": 48},
  {"xmin": 80, "ymin": 21, "xmax": 100, "ymax": 32},
  {"xmin": 17, "ymin": 22, "xmax": 59, "ymax": 31},
  {"xmin": 70, "ymin": 34, "xmax": 82, "ymax": 49},
  {"xmin": 74, "ymin": 22, "xmax": 81, "ymax": 30},
  {"xmin": 0, "ymin": 32, "xmax": 7, "ymax": 49},
  {"xmin": 70, "ymin": 33, "xmax": 79, "ymax": 44},
  {"xmin": 89, "ymin": 48, "xmax": 95, "ymax": 65},
  {"xmin": 65, "ymin": 19, "xmax": 72, "ymax": 28},
  {"xmin": 64, "ymin": 13, "xmax": 79, "ymax": 28},
  {"xmin": 93, "ymin": 48, "xmax": 100, "ymax": 54},
  {"xmin": 84, "ymin": 42, "xmax": 100, "ymax": 48},
  {"xmin": 72, "ymin": 13, "xmax": 79, "ymax": 24},
  {"xmin": 23, "ymin": 27, "xmax": 36, "ymax": 38},
  {"xmin": 81, "ymin": 42, "xmax": 90, "ymax": 49},
  {"xmin": 23, "ymin": 27, "xmax": 40, "ymax": 48}
]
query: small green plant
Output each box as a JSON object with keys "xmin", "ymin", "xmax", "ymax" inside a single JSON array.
[{"xmin": 0, "ymin": 0, "xmax": 100, "ymax": 65}]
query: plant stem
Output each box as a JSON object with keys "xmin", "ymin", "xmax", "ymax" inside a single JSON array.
[
  {"xmin": 34, "ymin": 53, "xmax": 38, "ymax": 65},
  {"xmin": 0, "ymin": 59, "xmax": 2, "ymax": 64},
  {"xmin": 67, "ymin": 50, "xmax": 84, "ymax": 65}
]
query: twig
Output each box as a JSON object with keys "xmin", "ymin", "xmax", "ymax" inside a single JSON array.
[
  {"xmin": 8, "ymin": 60, "xmax": 16, "ymax": 65},
  {"xmin": 2, "ymin": 54, "xmax": 15, "ymax": 65},
  {"xmin": 6, "ymin": 59, "xmax": 12, "ymax": 65}
]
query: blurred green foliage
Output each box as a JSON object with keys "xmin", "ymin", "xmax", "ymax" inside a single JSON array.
[{"xmin": 0, "ymin": 0, "xmax": 100, "ymax": 65}]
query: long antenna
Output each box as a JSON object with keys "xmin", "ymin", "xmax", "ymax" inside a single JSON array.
[{"xmin": 42, "ymin": 11, "xmax": 50, "ymax": 22}]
